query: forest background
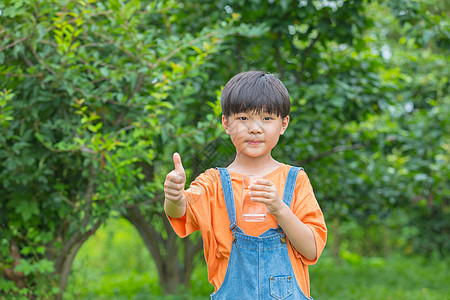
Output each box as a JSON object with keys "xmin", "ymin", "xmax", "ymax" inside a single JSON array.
[{"xmin": 0, "ymin": 0, "xmax": 449, "ymax": 299}]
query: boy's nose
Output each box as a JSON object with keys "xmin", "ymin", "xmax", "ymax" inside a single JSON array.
[{"xmin": 248, "ymin": 120, "xmax": 263, "ymax": 133}]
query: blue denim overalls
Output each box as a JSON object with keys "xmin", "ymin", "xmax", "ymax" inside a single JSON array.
[{"xmin": 212, "ymin": 167, "xmax": 312, "ymax": 300}]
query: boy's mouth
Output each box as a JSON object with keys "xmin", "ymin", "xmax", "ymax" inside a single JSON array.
[{"xmin": 246, "ymin": 140, "xmax": 263, "ymax": 145}]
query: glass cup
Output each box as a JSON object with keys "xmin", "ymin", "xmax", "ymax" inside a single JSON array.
[{"xmin": 242, "ymin": 175, "xmax": 267, "ymax": 222}]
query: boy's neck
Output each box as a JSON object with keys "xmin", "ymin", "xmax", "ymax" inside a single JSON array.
[{"xmin": 227, "ymin": 153, "xmax": 281, "ymax": 176}]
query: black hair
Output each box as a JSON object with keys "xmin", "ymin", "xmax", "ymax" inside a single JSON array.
[{"xmin": 220, "ymin": 71, "xmax": 290, "ymax": 118}]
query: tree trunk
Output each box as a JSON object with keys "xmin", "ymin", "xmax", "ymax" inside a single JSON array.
[
  {"xmin": 330, "ymin": 218, "xmax": 341, "ymax": 263},
  {"xmin": 54, "ymin": 220, "xmax": 102, "ymax": 300},
  {"xmin": 123, "ymin": 206, "xmax": 203, "ymax": 295},
  {"xmin": 2, "ymin": 221, "xmax": 101, "ymax": 300},
  {"xmin": 2, "ymin": 239, "xmax": 31, "ymax": 298},
  {"xmin": 183, "ymin": 234, "xmax": 203, "ymax": 289}
]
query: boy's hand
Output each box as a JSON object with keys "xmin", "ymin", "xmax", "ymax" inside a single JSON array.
[
  {"xmin": 164, "ymin": 153, "xmax": 186, "ymax": 203},
  {"xmin": 249, "ymin": 179, "xmax": 287, "ymax": 216}
]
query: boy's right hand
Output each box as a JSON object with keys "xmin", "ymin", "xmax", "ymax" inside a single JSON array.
[{"xmin": 164, "ymin": 152, "xmax": 186, "ymax": 203}]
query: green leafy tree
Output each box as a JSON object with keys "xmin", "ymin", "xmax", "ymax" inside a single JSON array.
[
  {"xmin": 0, "ymin": 0, "xmax": 234, "ymax": 298},
  {"xmin": 364, "ymin": 0, "xmax": 450, "ymax": 255}
]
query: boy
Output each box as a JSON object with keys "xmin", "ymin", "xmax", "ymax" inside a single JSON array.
[{"xmin": 164, "ymin": 71, "xmax": 327, "ymax": 299}]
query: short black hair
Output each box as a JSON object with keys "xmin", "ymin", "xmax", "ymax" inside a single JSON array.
[{"xmin": 221, "ymin": 71, "xmax": 291, "ymax": 118}]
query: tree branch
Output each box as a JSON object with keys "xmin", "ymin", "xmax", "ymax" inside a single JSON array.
[
  {"xmin": 297, "ymin": 31, "xmax": 321, "ymax": 85},
  {"xmin": 126, "ymin": 74, "xmax": 145, "ymax": 102},
  {"xmin": 56, "ymin": 220, "xmax": 102, "ymax": 300},
  {"xmin": 29, "ymin": 45, "xmax": 59, "ymax": 78},
  {"xmin": 55, "ymin": 219, "xmax": 102, "ymax": 274},
  {"xmin": 122, "ymin": 207, "xmax": 164, "ymax": 272},
  {"xmin": 81, "ymin": 163, "xmax": 97, "ymax": 228},
  {"xmin": 2, "ymin": 239, "xmax": 26, "ymax": 289},
  {"xmin": 150, "ymin": 31, "xmax": 219, "ymax": 70},
  {"xmin": 0, "ymin": 37, "xmax": 29, "ymax": 52}
]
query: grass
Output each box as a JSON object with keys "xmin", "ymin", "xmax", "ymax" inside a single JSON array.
[
  {"xmin": 310, "ymin": 253, "xmax": 449, "ymax": 300},
  {"xmin": 66, "ymin": 218, "xmax": 450, "ymax": 299}
]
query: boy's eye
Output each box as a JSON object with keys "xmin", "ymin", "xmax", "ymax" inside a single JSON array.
[
  {"xmin": 263, "ymin": 117, "xmax": 274, "ymax": 121},
  {"xmin": 238, "ymin": 116, "xmax": 248, "ymax": 120}
]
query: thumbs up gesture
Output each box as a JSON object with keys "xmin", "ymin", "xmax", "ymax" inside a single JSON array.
[{"xmin": 164, "ymin": 153, "xmax": 187, "ymax": 203}]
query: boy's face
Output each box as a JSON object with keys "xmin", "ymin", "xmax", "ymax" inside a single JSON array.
[{"xmin": 222, "ymin": 111, "xmax": 289, "ymax": 159}]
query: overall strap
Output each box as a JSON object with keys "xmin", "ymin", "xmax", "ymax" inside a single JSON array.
[
  {"xmin": 217, "ymin": 168, "xmax": 237, "ymax": 230},
  {"xmin": 282, "ymin": 166, "xmax": 303, "ymax": 208}
]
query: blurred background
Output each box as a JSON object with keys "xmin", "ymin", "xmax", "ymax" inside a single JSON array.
[{"xmin": 0, "ymin": 0, "xmax": 449, "ymax": 299}]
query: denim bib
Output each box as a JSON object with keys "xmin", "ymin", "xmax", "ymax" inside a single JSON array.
[{"xmin": 212, "ymin": 167, "xmax": 312, "ymax": 300}]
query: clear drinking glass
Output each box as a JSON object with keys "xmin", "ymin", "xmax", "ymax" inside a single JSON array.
[{"xmin": 242, "ymin": 175, "xmax": 267, "ymax": 222}]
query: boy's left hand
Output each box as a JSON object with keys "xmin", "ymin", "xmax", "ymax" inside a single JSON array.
[{"xmin": 248, "ymin": 179, "xmax": 287, "ymax": 216}]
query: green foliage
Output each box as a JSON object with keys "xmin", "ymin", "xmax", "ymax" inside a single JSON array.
[
  {"xmin": 0, "ymin": 89, "xmax": 14, "ymax": 127},
  {"xmin": 1, "ymin": 0, "xmax": 449, "ymax": 296},
  {"xmin": 386, "ymin": 0, "xmax": 450, "ymax": 50},
  {"xmin": 310, "ymin": 252, "xmax": 450, "ymax": 300},
  {"xmin": 0, "ymin": 0, "xmax": 234, "ymax": 297}
]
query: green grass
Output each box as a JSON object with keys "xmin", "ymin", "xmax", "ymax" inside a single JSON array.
[
  {"xmin": 310, "ymin": 253, "xmax": 449, "ymax": 300},
  {"xmin": 66, "ymin": 218, "xmax": 450, "ymax": 299}
]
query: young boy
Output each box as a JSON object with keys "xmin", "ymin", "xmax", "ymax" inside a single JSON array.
[{"xmin": 164, "ymin": 71, "xmax": 327, "ymax": 299}]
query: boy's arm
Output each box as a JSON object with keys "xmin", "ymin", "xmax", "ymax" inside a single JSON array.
[
  {"xmin": 164, "ymin": 153, "xmax": 187, "ymax": 218},
  {"xmin": 274, "ymin": 206, "xmax": 317, "ymax": 260}
]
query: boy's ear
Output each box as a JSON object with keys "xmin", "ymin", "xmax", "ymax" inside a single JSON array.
[
  {"xmin": 222, "ymin": 115, "xmax": 230, "ymax": 134},
  {"xmin": 280, "ymin": 116, "xmax": 289, "ymax": 135}
]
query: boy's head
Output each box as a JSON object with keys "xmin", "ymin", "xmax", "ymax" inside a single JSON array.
[{"xmin": 221, "ymin": 71, "xmax": 291, "ymax": 119}]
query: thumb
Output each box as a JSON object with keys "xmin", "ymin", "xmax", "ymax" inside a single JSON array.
[{"xmin": 173, "ymin": 152, "xmax": 185, "ymax": 178}]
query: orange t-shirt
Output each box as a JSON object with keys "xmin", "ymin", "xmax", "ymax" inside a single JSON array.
[{"xmin": 167, "ymin": 164, "xmax": 327, "ymax": 298}]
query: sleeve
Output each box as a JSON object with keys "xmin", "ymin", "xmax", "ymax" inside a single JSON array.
[
  {"xmin": 166, "ymin": 170, "xmax": 215, "ymax": 238},
  {"xmin": 290, "ymin": 170, "xmax": 327, "ymax": 265}
]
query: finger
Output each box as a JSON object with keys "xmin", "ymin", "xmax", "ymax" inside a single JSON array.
[
  {"xmin": 165, "ymin": 180, "xmax": 185, "ymax": 191},
  {"xmin": 249, "ymin": 184, "xmax": 273, "ymax": 192},
  {"xmin": 171, "ymin": 174, "xmax": 185, "ymax": 184},
  {"xmin": 249, "ymin": 191, "xmax": 271, "ymax": 198},
  {"xmin": 164, "ymin": 184, "xmax": 184, "ymax": 196},
  {"xmin": 164, "ymin": 175, "xmax": 183, "ymax": 188},
  {"xmin": 173, "ymin": 152, "xmax": 185, "ymax": 177},
  {"xmin": 166, "ymin": 171, "xmax": 184, "ymax": 184},
  {"xmin": 250, "ymin": 197, "xmax": 269, "ymax": 204},
  {"xmin": 165, "ymin": 189, "xmax": 183, "ymax": 198},
  {"xmin": 254, "ymin": 179, "xmax": 272, "ymax": 185}
]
